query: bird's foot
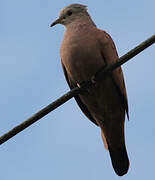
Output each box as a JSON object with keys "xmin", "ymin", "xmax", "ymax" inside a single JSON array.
[
  {"xmin": 76, "ymin": 81, "xmax": 91, "ymax": 94},
  {"xmin": 77, "ymin": 77, "xmax": 96, "ymax": 94},
  {"xmin": 77, "ymin": 83, "xmax": 81, "ymax": 88},
  {"xmin": 77, "ymin": 81, "xmax": 91, "ymax": 89},
  {"xmin": 91, "ymin": 75, "xmax": 96, "ymax": 84}
]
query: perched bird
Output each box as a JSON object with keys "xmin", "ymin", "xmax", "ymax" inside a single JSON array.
[{"xmin": 50, "ymin": 4, "xmax": 129, "ymax": 176}]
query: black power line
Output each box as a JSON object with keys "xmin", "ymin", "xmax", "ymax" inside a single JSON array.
[{"xmin": 0, "ymin": 34, "xmax": 154, "ymax": 145}]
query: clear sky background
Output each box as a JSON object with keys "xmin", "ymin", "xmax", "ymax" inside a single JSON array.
[{"xmin": 1, "ymin": 0, "xmax": 155, "ymax": 179}]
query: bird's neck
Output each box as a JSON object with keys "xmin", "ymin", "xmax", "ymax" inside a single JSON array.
[{"xmin": 65, "ymin": 15, "xmax": 96, "ymax": 33}]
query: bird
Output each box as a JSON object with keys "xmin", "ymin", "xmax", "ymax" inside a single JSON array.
[{"xmin": 50, "ymin": 4, "xmax": 129, "ymax": 176}]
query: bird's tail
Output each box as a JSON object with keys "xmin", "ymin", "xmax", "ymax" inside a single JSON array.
[
  {"xmin": 107, "ymin": 141, "xmax": 129, "ymax": 176},
  {"xmin": 101, "ymin": 129, "xmax": 129, "ymax": 176}
]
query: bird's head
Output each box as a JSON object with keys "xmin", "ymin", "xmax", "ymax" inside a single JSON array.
[{"xmin": 50, "ymin": 4, "xmax": 88, "ymax": 27}]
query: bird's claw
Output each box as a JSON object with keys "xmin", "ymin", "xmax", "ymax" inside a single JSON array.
[
  {"xmin": 77, "ymin": 76, "xmax": 96, "ymax": 90},
  {"xmin": 91, "ymin": 75, "xmax": 96, "ymax": 84},
  {"xmin": 77, "ymin": 83, "xmax": 81, "ymax": 88},
  {"xmin": 76, "ymin": 81, "xmax": 90, "ymax": 94}
]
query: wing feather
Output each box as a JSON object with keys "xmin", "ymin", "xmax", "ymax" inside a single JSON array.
[
  {"xmin": 98, "ymin": 31, "xmax": 129, "ymax": 118},
  {"xmin": 61, "ymin": 62, "xmax": 98, "ymax": 126}
]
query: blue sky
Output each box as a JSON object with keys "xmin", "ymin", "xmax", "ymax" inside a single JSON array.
[{"xmin": 1, "ymin": 0, "xmax": 155, "ymax": 179}]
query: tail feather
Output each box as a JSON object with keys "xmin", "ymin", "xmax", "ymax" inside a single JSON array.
[{"xmin": 107, "ymin": 142, "xmax": 129, "ymax": 176}]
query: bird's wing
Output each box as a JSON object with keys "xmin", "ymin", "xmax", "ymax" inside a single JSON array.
[
  {"xmin": 98, "ymin": 30, "xmax": 129, "ymax": 118},
  {"xmin": 61, "ymin": 61, "xmax": 98, "ymax": 126}
]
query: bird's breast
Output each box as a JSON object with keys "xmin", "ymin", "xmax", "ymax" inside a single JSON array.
[{"xmin": 60, "ymin": 34, "xmax": 104, "ymax": 83}]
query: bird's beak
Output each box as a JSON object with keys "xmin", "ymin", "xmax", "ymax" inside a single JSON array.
[{"xmin": 50, "ymin": 18, "xmax": 61, "ymax": 27}]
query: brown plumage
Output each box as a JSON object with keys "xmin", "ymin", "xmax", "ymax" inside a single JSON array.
[{"xmin": 50, "ymin": 4, "xmax": 129, "ymax": 176}]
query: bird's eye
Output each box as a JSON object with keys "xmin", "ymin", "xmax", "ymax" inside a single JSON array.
[{"xmin": 67, "ymin": 10, "xmax": 72, "ymax": 16}]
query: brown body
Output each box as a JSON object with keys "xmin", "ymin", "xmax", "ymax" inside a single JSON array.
[{"xmin": 51, "ymin": 4, "xmax": 129, "ymax": 176}]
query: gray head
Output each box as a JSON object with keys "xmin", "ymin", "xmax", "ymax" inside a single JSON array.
[{"xmin": 50, "ymin": 4, "xmax": 89, "ymax": 27}]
